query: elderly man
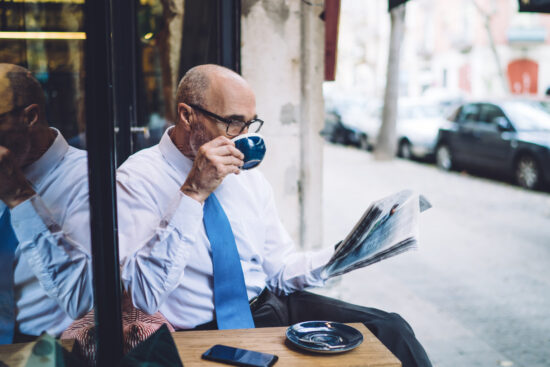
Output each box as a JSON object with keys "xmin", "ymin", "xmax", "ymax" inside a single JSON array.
[
  {"xmin": 117, "ymin": 64, "xmax": 431, "ymax": 366},
  {"xmin": 0, "ymin": 64, "xmax": 93, "ymax": 343}
]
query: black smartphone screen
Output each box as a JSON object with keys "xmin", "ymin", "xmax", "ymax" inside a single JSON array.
[{"xmin": 202, "ymin": 344, "xmax": 278, "ymax": 367}]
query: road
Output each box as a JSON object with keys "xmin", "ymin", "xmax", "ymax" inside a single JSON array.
[{"xmin": 316, "ymin": 143, "xmax": 550, "ymax": 367}]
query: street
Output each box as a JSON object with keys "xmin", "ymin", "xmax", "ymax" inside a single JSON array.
[{"xmin": 316, "ymin": 143, "xmax": 550, "ymax": 367}]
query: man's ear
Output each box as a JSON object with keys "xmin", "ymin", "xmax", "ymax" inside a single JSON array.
[
  {"xmin": 177, "ymin": 102, "xmax": 193, "ymax": 127},
  {"xmin": 23, "ymin": 104, "xmax": 40, "ymax": 127}
]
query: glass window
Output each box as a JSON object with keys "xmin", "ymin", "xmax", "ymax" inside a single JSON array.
[
  {"xmin": 0, "ymin": 0, "xmax": 93, "ymax": 353},
  {"xmin": 2, "ymin": 1, "xmax": 238, "ymax": 364},
  {"xmin": 479, "ymin": 103, "xmax": 506, "ymax": 124},
  {"xmin": 0, "ymin": 0, "xmax": 86, "ymax": 147},
  {"xmin": 133, "ymin": 0, "xmax": 221, "ymax": 151},
  {"xmin": 456, "ymin": 103, "xmax": 480, "ymax": 123},
  {"xmin": 502, "ymin": 101, "xmax": 550, "ymax": 131}
]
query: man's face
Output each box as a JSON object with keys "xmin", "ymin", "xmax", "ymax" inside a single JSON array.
[
  {"xmin": 189, "ymin": 76, "xmax": 257, "ymax": 155},
  {"xmin": 0, "ymin": 68, "xmax": 32, "ymax": 167},
  {"xmin": 0, "ymin": 106, "xmax": 31, "ymax": 168}
]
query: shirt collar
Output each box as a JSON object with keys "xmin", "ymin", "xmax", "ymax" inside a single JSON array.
[
  {"xmin": 158, "ymin": 126, "xmax": 194, "ymax": 177},
  {"xmin": 23, "ymin": 128, "xmax": 69, "ymax": 187}
]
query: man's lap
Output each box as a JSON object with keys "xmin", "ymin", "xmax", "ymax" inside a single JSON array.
[{"xmin": 252, "ymin": 290, "xmax": 432, "ymax": 367}]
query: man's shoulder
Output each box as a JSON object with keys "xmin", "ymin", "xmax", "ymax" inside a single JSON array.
[
  {"xmin": 117, "ymin": 145, "xmax": 169, "ymax": 182},
  {"xmin": 65, "ymin": 145, "xmax": 88, "ymax": 163},
  {"xmin": 53, "ymin": 145, "xmax": 88, "ymax": 183}
]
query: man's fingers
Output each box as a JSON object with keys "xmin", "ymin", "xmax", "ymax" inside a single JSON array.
[
  {"xmin": 206, "ymin": 135, "xmax": 234, "ymax": 148},
  {"xmin": 217, "ymin": 155, "xmax": 244, "ymax": 168},
  {"xmin": 209, "ymin": 144, "xmax": 244, "ymax": 159},
  {"xmin": 198, "ymin": 136, "xmax": 244, "ymax": 160}
]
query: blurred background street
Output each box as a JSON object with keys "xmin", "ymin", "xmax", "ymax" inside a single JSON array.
[{"xmin": 316, "ymin": 143, "xmax": 550, "ymax": 367}]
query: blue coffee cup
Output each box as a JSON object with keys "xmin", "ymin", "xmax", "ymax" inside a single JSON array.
[{"xmin": 232, "ymin": 133, "xmax": 266, "ymax": 170}]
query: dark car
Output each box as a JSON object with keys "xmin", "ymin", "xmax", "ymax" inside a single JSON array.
[
  {"xmin": 321, "ymin": 107, "xmax": 369, "ymax": 149},
  {"xmin": 435, "ymin": 101, "xmax": 550, "ymax": 190}
]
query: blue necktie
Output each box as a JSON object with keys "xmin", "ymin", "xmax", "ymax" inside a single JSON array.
[
  {"xmin": 203, "ymin": 194, "xmax": 255, "ymax": 329},
  {"xmin": 0, "ymin": 208, "xmax": 18, "ymax": 344}
]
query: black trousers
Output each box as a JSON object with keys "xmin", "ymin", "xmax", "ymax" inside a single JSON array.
[{"xmin": 195, "ymin": 289, "xmax": 432, "ymax": 367}]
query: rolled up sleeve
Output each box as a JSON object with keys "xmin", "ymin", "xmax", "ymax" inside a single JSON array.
[{"xmin": 11, "ymin": 195, "xmax": 93, "ymax": 320}]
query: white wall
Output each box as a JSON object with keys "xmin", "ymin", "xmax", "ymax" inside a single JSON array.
[{"xmin": 240, "ymin": 0, "xmax": 325, "ymax": 249}]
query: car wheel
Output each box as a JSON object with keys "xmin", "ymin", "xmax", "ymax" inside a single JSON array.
[
  {"xmin": 436, "ymin": 144, "xmax": 453, "ymax": 171},
  {"xmin": 515, "ymin": 154, "xmax": 540, "ymax": 190},
  {"xmin": 359, "ymin": 134, "xmax": 369, "ymax": 150},
  {"xmin": 398, "ymin": 140, "xmax": 412, "ymax": 159}
]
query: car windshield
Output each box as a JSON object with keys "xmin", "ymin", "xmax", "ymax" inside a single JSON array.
[
  {"xmin": 539, "ymin": 100, "xmax": 550, "ymax": 113},
  {"xmin": 502, "ymin": 102, "xmax": 550, "ymax": 131},
  {"xmin": 399, "ymin": 105, "xmax": 441, "ymax": 119}
]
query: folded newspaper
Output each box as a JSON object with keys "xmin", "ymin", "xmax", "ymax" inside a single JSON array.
[{"xmin": 321, "ymin": 190, "xmax": 431, "ymax": 279}]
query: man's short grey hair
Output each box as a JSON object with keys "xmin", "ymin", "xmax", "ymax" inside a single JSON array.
[{"xmin": 175, "ymin": 66, "xmax": 211, "ymax": 108}]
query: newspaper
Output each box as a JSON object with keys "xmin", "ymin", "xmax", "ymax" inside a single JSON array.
[{"xmin": 321, "ymin": 190, "xmax": 431, "ymax": 279}]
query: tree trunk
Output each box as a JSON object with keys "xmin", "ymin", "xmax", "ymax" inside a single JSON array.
[
  {"xmin": 472, "ymin": 0, "xmax": 509, "ymax": 94},
  {"xmin": 374, "ymin": 3, "xmax": 406, "ymax": 161}
]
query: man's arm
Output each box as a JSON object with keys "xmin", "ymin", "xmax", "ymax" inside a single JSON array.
[
  {"xmin": 259, "ymin": 177, "xmax": 334, "ymax": 295},
  {"xmin": 11, "ymin": 194, "xmax": 94, "ymax": 320},
  {"xmin": 118, "ymin": 184, "xmax": 204, "ymax": 315},
  {"xmin": 119, "ymin": 136, "xmax": 244, "ymax": 314},
  {"xmin": 1, "ymin": 146, "xmax": 94, "ymax": 319}
]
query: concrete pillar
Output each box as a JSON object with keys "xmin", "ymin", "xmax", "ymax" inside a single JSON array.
[
  {"xmin": 299, "ymin": 1, "xmax": 325, "ymax": 250},
  {"xmin": 241, "ymin": 0, "xmax": 325, "ymax": 250}
]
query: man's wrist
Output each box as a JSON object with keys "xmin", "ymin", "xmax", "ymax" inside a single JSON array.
[{"xmin": 180, "ymin": 184, "xmax": 208, "ymax": 204}]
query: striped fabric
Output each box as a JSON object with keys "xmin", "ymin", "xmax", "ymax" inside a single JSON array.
[{"xmin": 61, "ymin": 293, "xmax": 175, "ymax": 366}]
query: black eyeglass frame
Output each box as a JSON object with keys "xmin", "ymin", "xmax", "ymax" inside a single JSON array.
[{"xmin": 189, "ymin": 103, "xmax": 264, "ymax": 137}]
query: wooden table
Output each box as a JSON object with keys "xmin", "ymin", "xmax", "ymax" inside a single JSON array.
[
  {"xmin": 0, "ymin": 339, "xmax": 74, "ymax": 366},
  {"xmin": 0, "ymin": 323, "xmax": 400, "ymax": 366},
  {"xmin": 172, "ymin": 323, "xmax": 401, "ymax": 366}
]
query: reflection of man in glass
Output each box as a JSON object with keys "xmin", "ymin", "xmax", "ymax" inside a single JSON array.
[
  {"xmin": 0, "ymin": 64, "xmax": 92, "ymax": 343},
  {"xmin": 118, "ymin": 64, "xmax": 432, "ymax": 367}
]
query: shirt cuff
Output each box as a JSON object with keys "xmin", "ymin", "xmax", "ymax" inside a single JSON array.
[
  {"xmin": 10, "ymin": 195, "xmax": 51, "ymax": 244},
  {"xmin": 309, "ymin": 246, "xmax": 336, "ymax": 281},
  {"xmin": 167, "ymin": 191, "xmax": 204, "ymax": 231}
]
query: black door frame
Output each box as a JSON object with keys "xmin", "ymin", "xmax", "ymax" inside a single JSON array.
[{"xmin": 84, "ymin": 1, "xmax": 240, "ymax": 365}]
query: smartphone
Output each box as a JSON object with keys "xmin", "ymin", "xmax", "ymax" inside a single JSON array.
[{"xmin": 202, "ymin": 344, "xmax": 278, "ymax": 367}]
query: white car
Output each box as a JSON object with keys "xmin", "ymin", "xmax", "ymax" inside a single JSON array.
[
  {"xmin": 396, "ymin": 103, "xmax": 449, "ymax": 160},
  {"xmin": 363, "ymin": 100, "xmax": 450, "ymax": 159}
]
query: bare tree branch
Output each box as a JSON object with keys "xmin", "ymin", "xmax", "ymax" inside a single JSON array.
[{"xmin": 471, "ymin": 0, "xmax": 508, "ymax": 93}]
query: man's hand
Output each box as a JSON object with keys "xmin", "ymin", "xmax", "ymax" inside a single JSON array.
[
  {"xmin": 181, "ymin": 136, "xmax": 244, "ymax": 203},
  {"xmin": 0, "ymin": 146, "xmax": 35, "ymax": 208}
]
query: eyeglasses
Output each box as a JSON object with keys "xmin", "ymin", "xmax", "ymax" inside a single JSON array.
[{"xmin": 189, "ymin": 104, "xmax": 264, "ymax": 137}]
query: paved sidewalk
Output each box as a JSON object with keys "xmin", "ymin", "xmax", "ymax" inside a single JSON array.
[{"xmin": 315, "ymin": 143, "xmax": 550, "ymax": 367}]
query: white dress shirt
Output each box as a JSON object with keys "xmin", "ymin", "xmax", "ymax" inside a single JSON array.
[
  {"xmin": 1, "ymin": 129, "xmax": 93, "ymax": 337},
  {"xmin": 117, "ymin": 127, "xmax": 333, "ymax": 329}
]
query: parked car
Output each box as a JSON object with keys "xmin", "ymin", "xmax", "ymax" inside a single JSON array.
[
  {"xmin": 322, "ymin": 95, "xmax": 370, "ymax": 149},
  {"xmin": 435, "ymin": 100, "xmax": 550, "ymax": 190},
  {"xmin": 524, "ymin": 98, "xmax": 550, "ymax": 114},
  {"xmin": 396, "ymin": 102, "xmax": 449, "ymax": 160},
  {"xmin": 362, "ymin": 99, "xmax": 450, "ymax": 159},
  {"xmin": 321, "ymin": 108, "xmax": 368, "ymax": 149}
]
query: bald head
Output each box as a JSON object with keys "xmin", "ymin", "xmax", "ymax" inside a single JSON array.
[
  {"xmin": 171, "ymin": 64, "xmax": 257, "ymax": 159},
  {"xmin": 0, "ymin": 63, "xmax": 46, "ymax": 121},
  {"xmin": 175, "ymin": 64, "xmax": 253, "ymax": 110},
  {"xmin": 0, "ymin": 64, "xmax": 53, "ymax": 168}
]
